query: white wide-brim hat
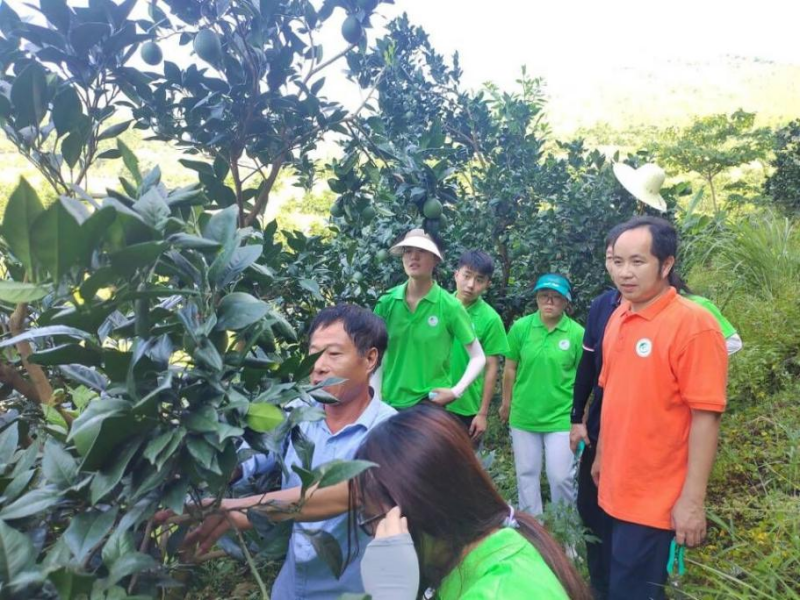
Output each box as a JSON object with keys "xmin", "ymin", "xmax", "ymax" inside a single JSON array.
[
  {"xmin": 613, "ymin": 163, "xmax": 668, "ymax": 212},
  {"xmin": 389, "ymin": 228, "xmax": 442, "ymax": 260}
]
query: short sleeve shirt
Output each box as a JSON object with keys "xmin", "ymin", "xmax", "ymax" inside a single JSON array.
[
  {"xmin": 272, "ymin": 398, "xmax": 397, "ymax": 599},
  {"xmin": 447, "ymin": 294, "xmax": 510, "ymax": 417},
  {"xmin": 436, "ymin": 528, "xmax": 568, "ymax": 600},
  {"xmin": 686, "ymin": 294, "xmax": 737, "ymax": 338},
  {"xmin": 506, "ymin": 312, "xmax": 584, "ymax": 432},
  {"xmin": 598, "ymin": 287, "xmax": 728, "ymax": 530},
  {"xmin": 374, "ymin": 282, "xmax": 476, "ymax": 409}
]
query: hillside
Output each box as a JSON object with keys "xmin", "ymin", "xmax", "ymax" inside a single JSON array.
[{"xmin": 546, "ymin": 55, "xmax": 800, "ymax": 139}]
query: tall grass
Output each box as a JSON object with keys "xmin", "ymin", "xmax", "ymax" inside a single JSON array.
[{"xmin": 714, "ymin": 210, "xmax": 800, "ymax": 298}]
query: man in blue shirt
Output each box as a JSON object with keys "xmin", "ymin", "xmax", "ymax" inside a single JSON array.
[{"xmin": 183, "ymin": 304, "xmax": 396, "ymax": 599}]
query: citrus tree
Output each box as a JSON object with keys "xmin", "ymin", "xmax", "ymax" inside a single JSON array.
[{"xmin": 0, "ymin": 1, "xmax": 390, "ymax": 597}]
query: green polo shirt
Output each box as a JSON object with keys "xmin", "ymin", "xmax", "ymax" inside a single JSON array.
[
  {"xmin": 685, "ymin": 294, "xmax": 737, "ymax": 338},
  {"xmin": 436, "ymin": 528, "xmax": 568, "ymax": 599},
  {"xmin": 374, "ymin": 282, "xmax": 476, "ymax": 409},
  {"xmin": 506, "ymin": 312, "xmax": 584, "ymax": 432},
  {"xmin": 447, "ymin": 294, "xmax": 510, "ymax": 417}
]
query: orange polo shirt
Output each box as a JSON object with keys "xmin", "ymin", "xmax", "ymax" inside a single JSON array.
[{"xmin": 598, "ymin": 287, "xmax": 727, "ymax": 530}]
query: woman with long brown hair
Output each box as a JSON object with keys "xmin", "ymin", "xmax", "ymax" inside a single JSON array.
[{"xmin": 351, "ymin": 403, "xmax": 589, "ymax": 599}]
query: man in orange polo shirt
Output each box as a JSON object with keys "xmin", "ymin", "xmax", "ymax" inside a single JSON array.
[{"xmin": 591, "ymin": 216, "xmax": 727, "ymax": 600}]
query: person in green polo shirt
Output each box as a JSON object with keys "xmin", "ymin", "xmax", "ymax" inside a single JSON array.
[
  {"xmin": 373, "ymin": 229, "xmax": 486, "ymax": 410},
  {"xmin": 448, "ymin": 250, "xmax": 510, "ymax": 442},
  {"xmin": 501, "ymin": 274, "xmax": 584, "ymax": 516}
]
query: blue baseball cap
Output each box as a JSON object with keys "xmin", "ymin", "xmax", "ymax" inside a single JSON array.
[{"xmin": 533, "ymin": 274, "xmax": 572, "ymax": 302}]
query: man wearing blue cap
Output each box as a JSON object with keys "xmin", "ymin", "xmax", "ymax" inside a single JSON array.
[{"xmin": 501, "ymin": 274, "xmax": 585, "ymax": 516}]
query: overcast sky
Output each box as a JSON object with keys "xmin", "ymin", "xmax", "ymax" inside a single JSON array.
[{"xmin": 376, "ymin": 0, "xmax": 800, "ymax": 90}]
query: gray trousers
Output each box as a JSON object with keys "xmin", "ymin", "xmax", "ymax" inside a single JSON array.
[{"xmin": 510, "ymin": 428, "xmax": 577, "ymax": 515}]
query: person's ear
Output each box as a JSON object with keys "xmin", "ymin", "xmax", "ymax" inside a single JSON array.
[
  {"xmin": 365, "ymin": 347, "xmax": 379, "ymax": 374},
  {"xmin": 661, "ymin": 256, "xmax": 676, "ymax": 279}
]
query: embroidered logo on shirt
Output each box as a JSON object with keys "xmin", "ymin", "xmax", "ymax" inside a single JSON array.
[
  {"xmin": 635, "ymin": 338, "xmax": 653, "ymax": 357},
  {"xmin": 428, "ymin": 315, "xmax": 439, "ymax": 327},
  {"xmin": 558, "ymin": 339, "xmax": 570, "ymax": 351}
]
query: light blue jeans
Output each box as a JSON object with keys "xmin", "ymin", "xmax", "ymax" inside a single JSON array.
[{"xmin": 510, "ymin": 428, "xmax": 576, "ymax": 516}]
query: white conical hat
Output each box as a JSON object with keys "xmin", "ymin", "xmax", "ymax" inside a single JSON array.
[{"xmin": 613, "ymin": 163, "xmax": 667, "ymax": 212}]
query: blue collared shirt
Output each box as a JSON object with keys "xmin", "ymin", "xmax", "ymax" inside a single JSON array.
[{"xmin": 271, "ymin": 397, "xmax": 397, "ymax": 600}]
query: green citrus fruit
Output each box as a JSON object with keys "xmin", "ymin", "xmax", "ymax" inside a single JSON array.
[
  {"xmin": 194, "ymin": 29, "xmax": 223, "ymax": 64},
  {"xmin": 361, "ymin": 205, "xmax": 377, "ymax": 223},
  {"xmin": 330, "ymin": 199, "xmax": 344, "ymax": 217},
  {"xmin": 357, "ymin": 0, "xmax": 379, "ymax": 11},
  {"xmin": 376, "ymin": 249, "xmax": 389, "ymax": 262},
  {"xmin": 341, "ymin": 16, "xmax": 363, "ymax": 44},
  {"xmin": 352, "ymin": 271, "xmax": 363, "ymax": 282},
  {"xmin": 246, "ymin": 403, "xmax": 284, "ymax": 433},
  {"xmin": 422, "ymin": 198, "xmax": 443, "ymax": 219},
  {"xmin": 140, "ymin": 41, "xmax": 163, "ymax": 65}
]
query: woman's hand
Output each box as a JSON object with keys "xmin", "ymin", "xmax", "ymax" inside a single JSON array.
[{"xmin": 375, "ymin": 506, "xmax": 409, "ymax": 539}]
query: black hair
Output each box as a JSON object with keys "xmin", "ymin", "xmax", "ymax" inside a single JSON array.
[
  {"xmin": 308, "ymin": 304, "xmax": 388, "ymax": 369},
  {"xmin": 609, "ymin": 216, "xmax": 687, "ymax": 288},
  {"xmin": 609, "ymin": 216, "xmax": 676, "ymax": 265},
  {"xmin": 457, "ymin": 250, "xmax": 495, "ymax": 278},
  {"xmin": 604, "ymin": 223, "xmax": 627, "ymax": 250}
]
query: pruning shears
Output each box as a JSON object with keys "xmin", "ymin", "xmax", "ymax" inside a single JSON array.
[{"xmin": 667, "ymin": 539, "xmax": 686, "ymax": 576}]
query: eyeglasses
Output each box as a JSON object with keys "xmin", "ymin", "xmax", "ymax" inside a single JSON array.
[
  {"xmin": 536, "ymin": 292, "xmax": 564, "ymax": 304},
  {"xmin": 357, "ymin": 510, "xmax": 387, "ymax": 537}
]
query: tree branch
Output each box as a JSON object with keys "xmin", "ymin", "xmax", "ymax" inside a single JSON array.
[{"xmin": 9, "ymin": 303, "xmax": 54, "ymax": 406}]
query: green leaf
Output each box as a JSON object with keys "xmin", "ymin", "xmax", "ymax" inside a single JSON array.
[
  {"xmin": 0, "ymin": 281, "xmax": 51, "ymax": 303},
  {"xmin": 167, "ymin": 233, "xmax": 221, "ymax": 250},
  {"xmin": 0, "ymin": 422, "xmax": 19, "ymax": 465},
  {"xmin": 10, "ymin": 62, "xmax": 50, "ymax": 128},
  {"xmin": 62, "ymin": 125, "xmax": 88, "ymax": 169},
  {"xmin": 0, "ymin": 325, "xmax": 92, "ymax": 350},
  {"xmin": 143, "ymin": 428, "xmax": 185, "ymax": 471},
  {"xmin": 64, "ymin": 507, "xmax": 118, "ymax": 562},
  {"xmin": 184, "ymin": 405, "xmax": 219, "ymax": 434},
  {"xmin": 97, "ymin": 120, "xmax": 132, "ymax": 141},
  {"xmin": 317, "ymin": 459, "xmax": 377, "ymax": 489},
  {"xmin": 3, "ymin": 470, "xmax": 36, "ymax": 504},
  {"xmin": 215, "ymin": 292, "xmax": 269, "ymax": 331},
  {"xmin": 48, "ymin": 568, "xmax": 95, "ymax": 600},
  {"xmin": 30, "ymin": 343, "xmax": 102, "ymax": 367},
  {"xmin": 202, "ymin": 204, "xmax": 238, "ymax": 245},
  {"xmin": 178, "ymin": 158, "xmax": 214, "ymax": 176},
  {"xmin": 117, "ymin": 139, "xmax": 141, "ymax": 184},
  {"xmin": 69, "ymin": 22, "xmax": 111, "ymax": 54},
  {"xmin": 185, "ymin": 436, "xmax": 218, "ymax": 473},
  {"xmin": 104, "ymin": 552, "xmax": 157, "ymax": 588},
  {"xmin": 132, "ymin": 188, "xmax": 170, "ymax": 230},
  {"xmin": 42, "ymin": 438, "xmax": 79, "ymax": 488},
  {"xmin": 2, "ymin": 178, "xmax": 44, "ymax": 275},
  {"xmin": 30, "ymin": 198, "xmax": 85, "ymax": 280},
  {"xmin": 97, "ymin": 149, "xmax": 122, "ymax": 159},
  {"xmin": 39, "ymin": 0, "xmax": 72, "ymax": 31},
  {"xmin": 193, "ymin": 337, "xmax": 223, "ymax": 371},
  {"xmin": 0, "ymin": 485, "xmax": 62, "ymax": 520},
  {"xmin": 101, "ymin": 529, "xmax": 134, "ymax": 567},
  {"xmin": 51, "ymin": 87, "xmax": 82, "ymax": 137},
  {"xmin": 108, "ymin": 241, "xmax": 168, "ymax": 276},
  {"xmin": 67, "ymin": 398, "xmax": 129, "ymax": 458},
  {"xmin": 246, "ymin": 403, "xmax": 284, "ymax": 433},
  {"xmin": 0, "ymin": 520, "xmax": 36, "ymax": 584},
  {"xmin": 90, "ymin": 438, "xmax": 141, "ymax": 504},
  {"xmin": 215, "ymin": 244, "xmax": 262, "ymax": 288},
  {"xmin": 300, "ymin": 528, "xmax": 343, "ymax": 578}
]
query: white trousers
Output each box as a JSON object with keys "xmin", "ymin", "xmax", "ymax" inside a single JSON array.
[{"xmin": 510, "ymin": 428, "xmax": 577, "ymax": 516}]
